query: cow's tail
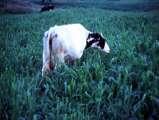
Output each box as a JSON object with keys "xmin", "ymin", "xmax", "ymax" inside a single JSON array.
[
  {"xmin": 42, "ymin": 30, "xmax": 54, "ymax": 76},
  {"xmin": 47, "ymin": 31, "xmax": 54, "ymax": 70}
]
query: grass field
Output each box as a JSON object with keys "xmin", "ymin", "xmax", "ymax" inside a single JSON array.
[{"xmin": 0, "ymin": 7, "xmax": 159, "ymax": 120}]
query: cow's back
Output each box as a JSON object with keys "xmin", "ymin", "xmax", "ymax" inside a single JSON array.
[{"xmin": 51, "ymin": 24, "xmax": 90, "ymax": 58}]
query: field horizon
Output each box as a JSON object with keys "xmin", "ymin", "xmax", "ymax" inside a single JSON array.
[{"xmin": 1, "ymin": 0, "xmax": 159, "ymax": 14}]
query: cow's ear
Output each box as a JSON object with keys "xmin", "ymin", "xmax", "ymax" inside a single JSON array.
[
  {"xmin": 87, "ymin": 37, "xmax": 94, "ymax": 42},
  {"xmin": 100, "ymin": 32, "xmax": 104, "ymax": 37},
  {"xmin": 87, "ymin": 33, "xmax": 94, "ymax": 42}
]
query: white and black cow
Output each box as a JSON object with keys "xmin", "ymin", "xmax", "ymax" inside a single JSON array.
[{"xmin": 42, "ymin": 23, "xmax": 110, "ymax": 76}]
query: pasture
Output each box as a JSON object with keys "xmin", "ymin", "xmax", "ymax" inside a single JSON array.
[{"xmin": 0, "ymin": 7, "xmax": 159, "ymax": 120}]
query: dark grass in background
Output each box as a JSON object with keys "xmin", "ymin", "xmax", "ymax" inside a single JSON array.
[{"xmin": 0, "ymin": 8, "xmax": 159, "ymax": 119}]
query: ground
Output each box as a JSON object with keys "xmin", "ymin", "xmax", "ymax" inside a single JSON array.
[{"xmin": 0, "ymin": 1, "xmax": 159, "ymax": 120}]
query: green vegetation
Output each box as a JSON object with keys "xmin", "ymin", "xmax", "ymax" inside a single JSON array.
[{"xmin": 0, "ymin": 8, "xmax": 159, "ymax": 120}]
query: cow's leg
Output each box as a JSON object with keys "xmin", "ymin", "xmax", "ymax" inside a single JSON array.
[
  {"xmin": 42, "ymin": 31, "xmax": 55, "ymax": 76},
  {"xmin": 54, "ymin": 47, "xmax": 65, "ymax": 64},
  {"xmin": 64, "ymin": 55, "xmax": 76, "ymax": 65},
  {"xmin": 42, "ymin": 56, "xmax": 56, "ymax": 76},
  {"xmin": 57, "ymin": 53, "xmax": 65, "ymax": 63},
  {"xmin": 42, "ymin": 56, "xmax": 51, "ymax": 77},
  {"xmin": 53, "ymin": 52, "xmax": 64, "ymax": 68}
]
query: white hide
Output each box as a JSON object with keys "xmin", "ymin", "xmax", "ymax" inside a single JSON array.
[{"xmin": 50, "ymin": 24, "xmax": 90, "ymax": 59}]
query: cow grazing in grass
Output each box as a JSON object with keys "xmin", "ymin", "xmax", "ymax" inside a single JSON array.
[
  {"xmin": 42, "ymin": 23, "xmax": 110, "ymax": 76},
  {"xmin": 40, "ymin": 4, "xmax": 54, "ymax": 12}
]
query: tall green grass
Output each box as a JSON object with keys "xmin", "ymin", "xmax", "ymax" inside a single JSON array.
[{"xmin": 0, "ymin": 8, "xmax": 159, "ymax": 119}]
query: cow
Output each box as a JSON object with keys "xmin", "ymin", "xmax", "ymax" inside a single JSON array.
[
  {"xmin": 42, "ymin": 23, "xmax": 110, "ymax": 76},
  {"xmin": 40, "ymin": 4, "xmax": 54, "ymax": 12}
]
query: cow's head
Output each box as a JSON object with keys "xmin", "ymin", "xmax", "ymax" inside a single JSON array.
[{"xmin": 86, "ymin": 33, "xmax": 110, "ymax": 53}]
